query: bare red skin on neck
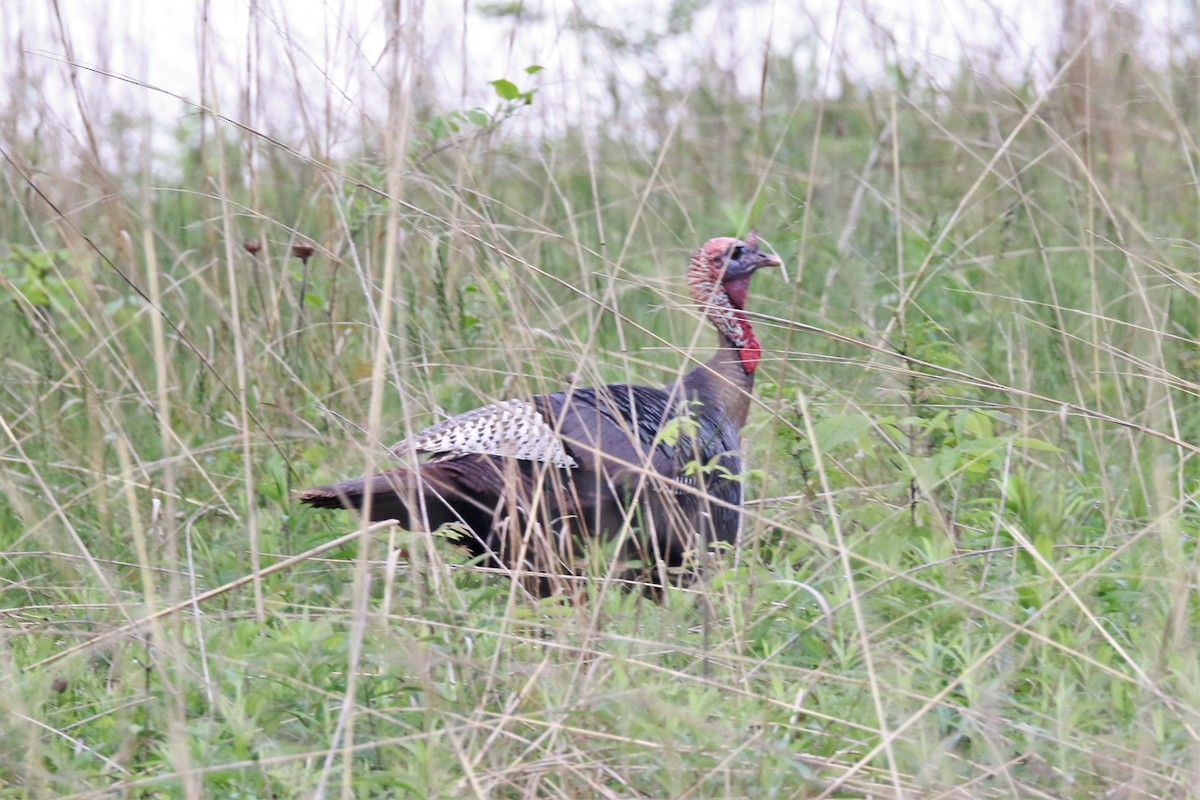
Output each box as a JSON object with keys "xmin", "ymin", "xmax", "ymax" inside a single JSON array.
[{"xmin": 688, "ymin": 247, "xmax": 762, "ymax": 374}]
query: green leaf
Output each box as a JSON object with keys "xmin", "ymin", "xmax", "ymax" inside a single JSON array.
[
  {"xmin": 1017, "ymin": 582, "xmax": 1042, "ymax": 610},
  {"xmin": 491, "ymin": 79, "xmax": 520, "ymax": 100},
  {"xmin": 811, "ymin": 413, "xmax": 871, "ymax": 452},
  {"xmin": 524, "ymin": 64, "xmax": 543, "ymax": 74},
  {"xmin": 466, "ymin": 108, "xmax": 490, "ymax": 127},
  {"xmin": 23, "ymin": 280, "xmax": 48, "ymax": 307},
  {"xmin": 961, "ymin": 410, "xmax": 993, "ymax": 438},
  {"xmin": 654, "ymin": 413, "xmax": 699, "ymax": 448},
  {"xmin": 437, "ymin": 523, "xmax": 472, "ymax": 543},
  {"xmin": 1034, "ymin": 534, "xmax": 1054, "ymax": 563},
  {"xmin": 425, "ymin": 115, "xmax": 449, "ymax": 140}
]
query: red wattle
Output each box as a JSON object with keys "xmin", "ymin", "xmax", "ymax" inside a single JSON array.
[{"xmin": 739, "ymin": 337, "xmax": 761, "ymax": 372}]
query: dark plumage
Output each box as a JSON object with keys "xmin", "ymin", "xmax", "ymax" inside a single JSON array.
[{"xmin": 300, "ymin": 233, "xmax": 781, "ymax": 591}]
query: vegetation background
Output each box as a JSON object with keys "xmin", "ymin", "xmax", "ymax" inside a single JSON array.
[{"xmin": 2, "ymin": 0, "xmax": 1199, "ymax": 796}]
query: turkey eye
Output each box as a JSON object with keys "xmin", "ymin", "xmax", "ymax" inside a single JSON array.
[{"xmin": 729, "ymin": 244, "xmax": 745, "ymax": 261}]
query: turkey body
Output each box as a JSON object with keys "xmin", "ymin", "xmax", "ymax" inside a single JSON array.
[{"xmin": 300, "ymin": 233, "xmax": 780, "ymax": 589}]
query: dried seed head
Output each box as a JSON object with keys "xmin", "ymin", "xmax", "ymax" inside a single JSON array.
[
  {"xmin": 291, "ymin": 243, "xmax": 315, "ymax": 261},
  {"xmin": 51, "ymin": 677, "xmax": 68, "ymax": 694},
  {"xmin": 243, "ymin": 239, "xmax": 262, "ymax": 255}
]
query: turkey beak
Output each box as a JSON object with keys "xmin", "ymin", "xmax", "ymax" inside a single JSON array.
[
  {"xmin": 755, "ymin": 252, "xmax": 782, "ymax": 269},
  {"xmin": 752, "ymin": 250, "xmax": 786, "ymax": 282}
]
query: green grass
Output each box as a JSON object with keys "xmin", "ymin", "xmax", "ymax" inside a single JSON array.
[{"xmin": 3, "ymin": 3, "xmax": 1200, "ymax": 797}]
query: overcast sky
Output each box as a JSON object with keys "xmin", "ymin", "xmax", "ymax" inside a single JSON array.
[{"xmin": 2, "ymin": 0, "xmax": 1191, "ymax": 161}]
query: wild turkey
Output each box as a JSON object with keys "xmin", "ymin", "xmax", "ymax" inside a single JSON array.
[{"xmin": 300, "ymin": 232, "xmax": 781, "ymax": 590}]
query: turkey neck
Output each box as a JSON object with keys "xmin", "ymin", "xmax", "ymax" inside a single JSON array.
[{"xmin": 680, "ymin": 321, "xmax": 758, "ymax": 432}]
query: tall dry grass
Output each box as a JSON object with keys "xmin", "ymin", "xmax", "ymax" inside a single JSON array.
[{"xmin": 2, "ymin": 1, "xmax": 1199, "ymax": 796}]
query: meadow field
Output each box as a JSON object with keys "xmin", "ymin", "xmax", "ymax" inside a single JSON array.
[{"xmin": 2, "ymin": 1, "xmax": 1199, "ymax": 796}]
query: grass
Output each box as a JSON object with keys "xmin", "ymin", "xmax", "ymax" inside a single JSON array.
[{"xmin": 3, "ymin": 1, "xmax": 1200, "ymax": 797}]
